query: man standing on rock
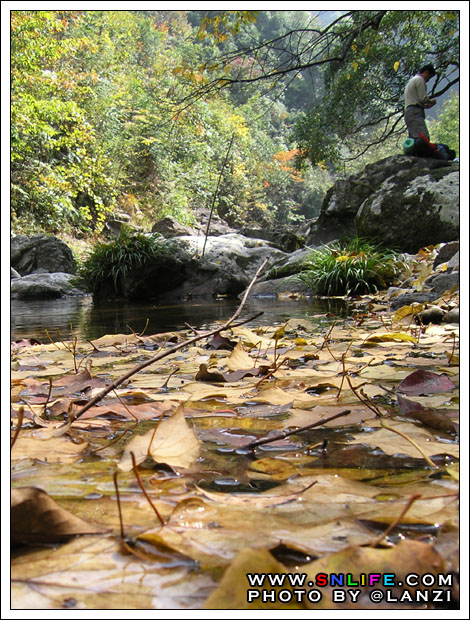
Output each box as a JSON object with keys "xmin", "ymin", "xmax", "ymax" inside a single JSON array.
[{"xmin": 404, "ymin": 64, "xmax": 437, "ymax": 140}]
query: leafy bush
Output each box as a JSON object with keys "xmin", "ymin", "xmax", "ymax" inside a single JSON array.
[
  {"xmin": 299, "ymin": 238, "xmax": 406, "ymax": 296},
  {"xmin": 74, "ymin": 226, "xmax": 169, "ymax": 297}
]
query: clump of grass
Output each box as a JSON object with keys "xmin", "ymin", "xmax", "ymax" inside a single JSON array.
[
  {"xmin": 74, "ymin": 226, "xmax": 169, "ymax": 297},
  {"xmin": 299, "ymin": 237, "xmax": 406, "ymax": 296}
]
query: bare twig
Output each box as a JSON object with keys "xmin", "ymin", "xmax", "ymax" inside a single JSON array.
[
  {"xmin": 131, "ymin": 452, "xmax": 165, "ymax": 526},
  {"xmin": 44, "ymin": 329, "xmax": 62, "ymax": 350},
  {"xmin": 448, "ymin": 333, "xmax": 457, "ymax": 366},
  {"xmin": 202, "ymin": 132, "xmax": 235, "ymax": 258},
  {"xmin": 90, "ymin": 425, "xmax": 137, "ymax": 454},
  {"xmin": 371, "ymin": 493, "xmax": 422, "ymax": 547},
  {"xmin": 11, "ymin": 406, "xmax": 24, "ymax": 450},
  {"xmin": 43, "ymin": 378, "xmax": 53, "ymax": 418},
  {"xmin": 379, "ymin": 418, "xmax": 438, "ymax": 468},
  {"xmin": 160, "ymin": 368, "xmax": 179, "ymax": 391},
  {"xmin": 255, "ymin": 357, "xmax": 289, "ymax": 389},
  {"xmin": 245, "ymin": 409, "xmax": 351, "ymax": 450},
  {"xmin": 73, "ymin": 259, "xmax": 268, "ymax": 420},
  {"xmin": 346, "ymin": 376, "xmax": 382, "ymax": 417},
  {"xmin": 113, "ymin": 471, "xmax": 125, "ymax": 540},
  {"xmin": 336, "ymin": 342, "xmax": 353, "ymax": 399},
  {"xmin": 185, "ymin": 310, "xmax": 264, "ymax": 336},
  {"xmin": 319, "ymin": 321, "xmax": 336, "ymax": 351}
]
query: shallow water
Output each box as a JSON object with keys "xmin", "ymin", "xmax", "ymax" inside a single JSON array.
[{"xmin": 10, "ymin": 295, "xmax": 350, "ymax": 343}]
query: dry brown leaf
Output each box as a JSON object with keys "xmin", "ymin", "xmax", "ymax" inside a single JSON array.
[
  {"xmin": 11, "ymin": 433, "xmax": 88, "ymax": 463},
  {"xmin": 119, "ymin": 407, "xmax": 201, "ymax": 471},
  {"xmin": 11, "ymin": 487, "xmax": 103, "ymax": 544},
  {"xmin": 225, "ymin": 340, "xmax": 255, "ymax": 370},
  {"xmin": 303, "ymin": 540, "xmax": 446, "ymax": 609}
]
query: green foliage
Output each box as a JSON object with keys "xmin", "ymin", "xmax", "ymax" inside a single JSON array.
[
  {"xmin": 74, "ymin": 226, "xmax": 169, "ymax": 296},
  {"xmin": 300, "ymin": 238, "xmax": 405, "ymax": 296},
  {"xmin": 12, "ymin": 10, "xmax": 457, "ymax": 237},
  {"xmin": 428, "ymin": 92, "xmax": 459, "ymax": 156},
  {"xmin": 11, "ymin": 11, "xmax": 118, "ymax": 232},
  {"xmin": 12, "ymin": 10, "xmax": 315, "ymax": 235}
]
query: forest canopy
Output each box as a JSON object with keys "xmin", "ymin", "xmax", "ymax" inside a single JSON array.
[{"xmin": 10, "ymin": 10, "xmax": 459, "ymax": 235}]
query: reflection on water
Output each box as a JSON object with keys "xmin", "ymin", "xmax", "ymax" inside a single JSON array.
[{"xmin": 11, "ymin": 295, "xmax": 350, "ymax": 343}]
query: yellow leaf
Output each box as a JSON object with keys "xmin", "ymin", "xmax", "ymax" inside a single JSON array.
[
  {"xmin": 392, "ymin": 304, "xmax": 424, "ymax": 322},
  {"xmin": 365, "ymin": 332, "xmax": 418, "ymax": 344},
  {"xmin": 394, "ymin": 61, "xmax": 400, "ymax": 71},
  {"xmin": 446, "ymin": 463, "xmax": 459, "ymax": 481},
  {"xmin": 273, "ymin": 325, "xmax": 286, "ymax": 340},
  {"xmin": 352, "ymin": 61, "xmax": 359, "ymax": 72},
  {"xmin": 445, "ymin": 351, "xmax": 459, "ymax": 366},
  {"xmin": 347, "ymin": 74, "xmax": 351, "ymax": 80}
]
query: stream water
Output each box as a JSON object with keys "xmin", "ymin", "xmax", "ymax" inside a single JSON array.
[{"xmin": 10, "ymin": 295, "xmax": 350, "ymax": 343}]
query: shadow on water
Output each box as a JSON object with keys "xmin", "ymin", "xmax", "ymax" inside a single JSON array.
[{"xmin": 11, "ymin": 296, "xmax": 350, "ymax": 343}]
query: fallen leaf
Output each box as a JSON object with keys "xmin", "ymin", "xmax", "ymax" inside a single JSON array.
[
  {"xmin": 208, "ymin": 333, "xmax": 237, "ymax": 350},
  {"xmin": 77, "ymin": 400, "xmax": 179, "ymax": 420},
  {"xmin": 203, "ymin": 548, "xmax": 301, "ymax": 609},
  {"xmin": 11, "ymin": 433, "xmax": 88, "ymax": 464},
  {"xmin": 225, "ymin": 341, "xmax": 255, "ymax": 370},
  {"xmin": 11, "ymin": 487, "xmax": 103, "ymax": 544},
  {"xmin": 365, "ymin": 332, "xmax": 418, "ymax": 344},
  {"xmin": 392, "ymin": 304, "xmax": 424, "ymax": 322},
  {"xmin": 350, "ymin": 421, "xmax": 459, "ymax": 459},
  {"xmin": 303, "ymin": 540, "xmax": 446, "ymax": 609},
  {"xmin": 397, "ymin": 370, "xmax": 456, "ymax": 395},
  {"xmin": 11, "ymin": 536, "xmax": 212, "ymax": 609},
  {"xmin": 195, "ymin": 364, "xmax": 227, "ymax": 383},
  {"xmin": 119, "ymin": 408, "xmax": 201, "ymax": 471}
]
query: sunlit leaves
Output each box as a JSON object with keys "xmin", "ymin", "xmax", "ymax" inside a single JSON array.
[{"xmin": 10, "ymin": 295, "xmax": 460, "ymax": 608}]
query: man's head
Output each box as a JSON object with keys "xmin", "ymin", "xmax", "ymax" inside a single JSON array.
[{"xmin": 419, "ymin": 64, "xmax": 436, "ymax": 82}]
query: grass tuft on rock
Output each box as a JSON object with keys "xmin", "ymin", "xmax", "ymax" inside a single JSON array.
[
  {"xmin": 74, "ymin": 226, "xmax": 169, "ymax": 297},
  {"xmin": 299, "ymin": 237, "xmax": 406, "ymax": 296}
]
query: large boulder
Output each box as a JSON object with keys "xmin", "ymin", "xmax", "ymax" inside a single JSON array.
[
  {"xmin": 11, "ymin": 235, "xmax": 77, "ymax": 275},
  {"xmin": 151, "ymin": 215, "xmax": 198, "ymax": 237},
  {"xmin": 306, "ymin": 155, "xmax": 458, "ymax": 252},
  {"xmin": 10, "ymin": 273, "xmax": 85, "ymax": 300}
]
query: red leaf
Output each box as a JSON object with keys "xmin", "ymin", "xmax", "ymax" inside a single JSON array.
[{"xmin": 397, "ymin": 370, "xmax": 455, "ymax": 396}]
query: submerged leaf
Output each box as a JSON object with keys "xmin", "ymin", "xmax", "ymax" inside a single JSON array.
[
  {"xmin": 350, "ymin": 421, "xmax": 459, "ymax": 459},
  {"xmin": 12, "ymin": 433, "xmax": 88, "ymax": 464}
]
